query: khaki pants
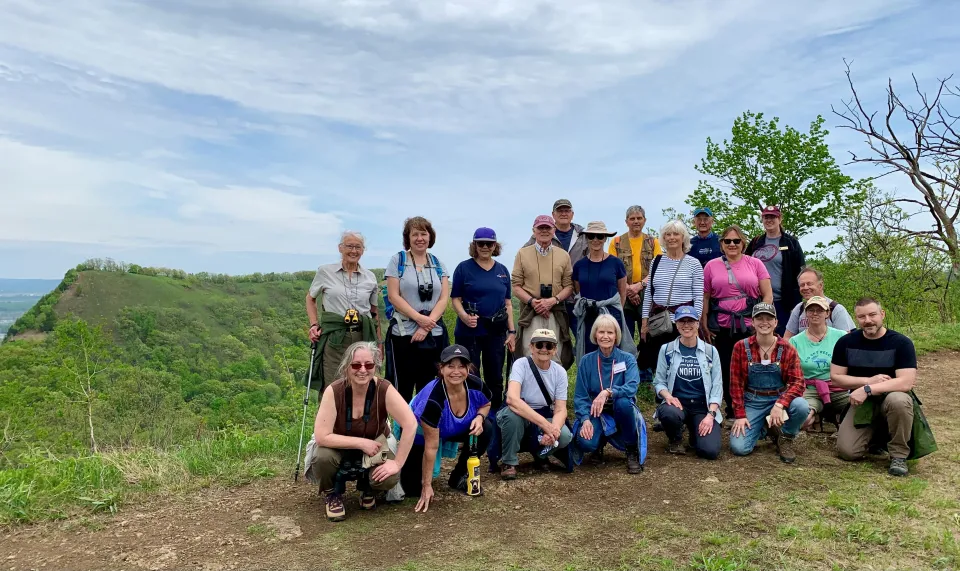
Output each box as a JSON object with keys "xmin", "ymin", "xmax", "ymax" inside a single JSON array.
[
  {"xmin": 308, "ymin": 444, "xmax": 399, "ymax": 492},
  {"xmin": 837, "ymin": 392, "xmax": 914, "ymax": 460},
  {"xmin": 322, "ymin": 329, "xmax": 364, "ymax": 388}
]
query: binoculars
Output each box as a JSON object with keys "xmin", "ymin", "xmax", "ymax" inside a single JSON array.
[
  {"xmin": 418, "ymin": 282, "xmax": 434, "ymax": 302},
  {"xmin": 539, "ymin": 284, "xmax": 553, "ymax": 299},
  {"xmin": 343, "ymin": 308, "xmax": 360, "ymax": 325}
]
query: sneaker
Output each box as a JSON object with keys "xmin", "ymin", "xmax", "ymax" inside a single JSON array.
[
  {"xmin": 500, "ymin": 464, "xmax": 518, "ymax": 480},
  {"xmin": 888, "ymin": 457, "xmax": 909, "ymax": 477},
  {"xmin": 666, "ymin": 440, "xmax": 685, "ymax": 455},
  {"xmin": 323, "ymin": 490, "xmax": 346, "ymax": 522},
  {"xmin": 626, "ymin": 447, "xmax": 642, "ymax": 474},
  {"xmin": 777, "ymin": 434, "xmax": 797, "ymax": 464},
  {"xmin": 359, "ymin": 492, "xmax": 376, "ymax": 510}
]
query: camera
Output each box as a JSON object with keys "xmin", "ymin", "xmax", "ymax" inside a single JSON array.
[
  {"xmin": 418, "ymin": 282, "xmax": 434, "ymax": 302},
  {"xmin": 539, "ymin": 284, "xmax": 553, "ymax": 299}
]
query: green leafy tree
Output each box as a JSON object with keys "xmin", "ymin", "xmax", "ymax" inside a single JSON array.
[{"xmin": 688, "ymin": 111, "xmax": 862, "ymax": 239}]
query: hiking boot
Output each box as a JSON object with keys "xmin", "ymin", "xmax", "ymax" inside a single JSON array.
[
  {"xmin": 768, "ymin": 424, "xmax": 781, "ymax": 447},
  {"xmin": 323, "ymin": 490, "xmax": 346, "ymax": 522},
  {"xmin": 777, "ymin": 433, "xmax": 797, "ymax": 464},
  {"xmin": 666, "ymin": 440, "xmax": 686, "ymax": 455},
  {"xmin": 500, "ymin": 464, "xmax": 518, "ymax": 481},
  {"xmin": 888, "ymin": 457, "xmax": 909, "ymax": 477},
  {"xmin": 585, "ymin": 449, "xmax": 605, "ymax": 465},
  {"xmin": 626, "ymin": 447, "xmax": 642, "ymax": 474},
  {"xmin": 359, "ymin": 492, "xmax": 377, "ymax": 510}
]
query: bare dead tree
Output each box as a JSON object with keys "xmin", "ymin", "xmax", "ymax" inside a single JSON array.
[{"xmin": 832, "ymin": 60, "xmax": 960, "ymax": 275}]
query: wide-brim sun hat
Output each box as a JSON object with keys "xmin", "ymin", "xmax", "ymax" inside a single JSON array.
[{"xmin": 583, "ymin": 221, "xmax": 617, "ymax": 237}]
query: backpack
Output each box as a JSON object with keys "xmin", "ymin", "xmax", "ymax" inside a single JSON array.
[{"xmin": 382, "ymin": 251, "xmax": 444, "ymax": 322}]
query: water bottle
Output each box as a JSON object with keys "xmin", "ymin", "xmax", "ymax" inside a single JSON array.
[
  {"xmin": 538, "ymin": 431, "xmax": 559, "ymax": 457},
  {"xmin": 466, "ymin": 435, "xmax": 481, "ymax": 496}
]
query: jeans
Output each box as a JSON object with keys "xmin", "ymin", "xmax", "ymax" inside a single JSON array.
[
  {"xmin": 575, "ymin": 397, "xmax": 638, "ymax": 453},
  {"xmin": 729, "ymin": 393, "xmax": 809, "ymax": 456},
  {"xmin": 399, "ymin": 416, "xmax": 495, "ymax": 497},
  {"xmin": 657, "ymin": 399, "xmax": 721, "ymax": 460},
  {"xmin": 497, "ymin": 407, "xmax": 573, "ymax": 466},
  {"xmin": 456, "ymin": 333, "xmax": 507, "ymax": 411}
]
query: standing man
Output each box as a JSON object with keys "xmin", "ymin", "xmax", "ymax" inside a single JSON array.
[
  {"xmin": 746, "ymin": 206, "xmax": 805, "ymax": 336},
  {"xmin": 831, "ymin": 298, "xmax": 931, "ymax": 477},
  {"xmin": 513, "ymin": 215, "xmax": 575, "ymax": 368},
  {"xmin": 609, "ymin": 205, "xmax": 662, "ymax": 343},
  {"xmin": 689, "ymin": 207, "xmax": 722, "ymax": 267},
  {"xmin": 524, "ymin": 199, "xmax": 587, "ymax": 332},
  {"xmin": 783, "ymin": 267, "xmax": 855, "ymax": 340}
]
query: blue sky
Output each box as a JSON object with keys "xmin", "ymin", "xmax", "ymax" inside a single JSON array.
[{"xmin": 1, "ymin": 1, "xmax": 958, "ymax": 279}]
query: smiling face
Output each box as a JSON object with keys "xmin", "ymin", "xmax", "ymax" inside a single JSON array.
[
  {"xmin": 662, "ymin": 230, "xmax": 683, "ymax": 251},
  {"xmin": 798, "ymin": 271, "xmax": 824, "ymax": 299},
  {"xmin": 626, "ymin": 212, "xmax": 646, "ymax": 234},
  {"xmin": 676, "ymin": 317, "xmax": 698, "ymax": 340},
  {"xmin": 409, "ymin": 228, "xmax": 431, "ymax": 254},
  {"xmin": 339, "ymin": 235, "xmax": 365, "ymax": 265},
  {"xmin": 595, "ymin": 324, "xmax": 617, "ymax": 351},
  {"xmin": 440, "ymin": 358, "xmax": 469, "ymax": 385},
  {"xmin": 721, "ymin": 229, "xmax": 745, "ymax": 257},
  {"xmin": 762, "ymin": 214, "xmax": 781, "ymax": 233},
  {"xmin": 347, "ymin": 348, "xmax": 375, "ymax": 384},
  {"xmin": 694, "ymin": 213, "xmax": 713, "ymax": 235},
  {"xmin": 585, "ymin": 232, "xmax": 606, "ymax": 252},
  {"xmin": 553, "ymin": 206, "xmax": 574, "ymax": 227},
  {"xmin": 752, "ymin": 313, "xmax": 777, "ymax": 335},
  {"xmin": 531, "ymin": 340, "xmax": 557, "ymax": 361},
  {"xmin": 534, "ymin": 224, "xmax": 555, "ymax": 244},
  {"xmin": 855, "ymin": 302, "xmax": 886, "ymax": 338}
]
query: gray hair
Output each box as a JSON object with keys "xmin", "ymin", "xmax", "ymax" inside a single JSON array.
[
  {"xmin": 798, "ymin": 266, "xmax": 824, "ymax": 283},
  {"xmin": 625, "ymin": 205, "xmax": 646, "ymax": 218},
  {"xmin": 590, "ymin": 314, "xmax": 622, "ymax": 346},
  {"xmin": 336, "ymin": 341, "xmax": 382, "ymax": 379},
  {"xmin": 339, "ymin": 230, "xmax": 366, "ymax": 247},
  {"xmin": 660, "ymin": 220, "xmax": 692, "ymax": 253}
]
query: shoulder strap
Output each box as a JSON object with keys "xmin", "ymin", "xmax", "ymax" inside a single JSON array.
[
  {"xmin": 775, "ymin": 344, "xmax": 784, "ymax": 364},
  {"xmin": 829, "ymin": 300, "xmax": 838, "ymax": 311},
  {"xmin": 525, "ymin": 356, "xmax": 553, "ymax": 408},
  {"xmin": 721, "ymin": 256, "xmax": 748, "ymax": 299},
  {"xmin": 649, "ymin": 254, "xmax": 663, "ymax": 297},
  {"xmin": 428, "ymin": 253, "xmax": 444, "ymax": 278},
  {"xmin": 397, "ymin": 251, "xmax": 407, "ymax": 278},
  {"xmin": 743, "ymin": 338, "xmax": 752, "ymax": 362},
  {"xmin": 663, "ymin": 257, "xmax": 684, "ymax": 306}
]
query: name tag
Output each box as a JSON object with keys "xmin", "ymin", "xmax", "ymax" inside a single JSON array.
[
  {"xmin": 761, "ymin": 359, "xmax": 771, "ymax": 365},
  {"xmin": 613, "ymin": 362, "xmax": 627, "ymax": 374},
  {"xmin": 779, "ymin": 246, "xmax": 789, "ymax": 251}
]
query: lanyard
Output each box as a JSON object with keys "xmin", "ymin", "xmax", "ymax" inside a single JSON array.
[{"xmin": 597, "ymin": 354, "xmax": 615, "ymax": 392}]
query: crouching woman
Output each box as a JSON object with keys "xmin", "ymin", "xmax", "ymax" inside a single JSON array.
[{"xmin": 306, "ymin": 341, "xmax": 417, "ymax": 522}]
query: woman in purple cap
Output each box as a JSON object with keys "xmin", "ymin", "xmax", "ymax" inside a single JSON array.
[
  {"xmin": 451, "ymin": 227, "xmax": 516, "ymax": 411},
  {"xmin": 746, "ymin": 206, "xmax": 805, "ymax": 336}
]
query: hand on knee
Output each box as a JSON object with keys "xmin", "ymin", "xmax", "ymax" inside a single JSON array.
[{"xmin": 730, "ymin": 438, "xmax": 754, "ymax": 457}]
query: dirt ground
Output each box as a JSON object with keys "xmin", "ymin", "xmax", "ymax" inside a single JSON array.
[{"xmin": 2, "ymin": 352, "xmax": 958, "ymax": 571}]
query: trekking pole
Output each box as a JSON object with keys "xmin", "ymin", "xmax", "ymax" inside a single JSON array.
[{"xmin": 293, "ymin": 341, "xmax": 318, "ymax": 482}]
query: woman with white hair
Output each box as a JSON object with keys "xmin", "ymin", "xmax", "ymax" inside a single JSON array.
[
  {"xmin": 641, "ymin": 219, "xmax": 704, "ymax": 375},
  {"xmin": 306, "ymin": 231, "xmax": 383, "ymax": 390},
  {"xmin": 571, "ymin": 314, "xmax": 645, "ymax": 474}
]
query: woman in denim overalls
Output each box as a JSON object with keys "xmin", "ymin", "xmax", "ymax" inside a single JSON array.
[{"xmin": 728, "ymin": 303, "xmax": 809, "ymax": 463}]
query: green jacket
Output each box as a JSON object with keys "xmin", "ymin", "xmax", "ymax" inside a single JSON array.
[
  {"xmin": 307, "ymin": 311, "xmax": 378, "ymax": 389},
  {"xmin": 853, "ymin": 391, "xmax": 937, "ymax": 460}
]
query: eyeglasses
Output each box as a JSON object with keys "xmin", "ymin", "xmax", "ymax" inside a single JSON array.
[
  {"xmin": 584, "ymin": 233, "xmax": 606, "ymax": 241},
  {"xmin": 350, "ymin": 362, "xmax": 376, "ymax": 371},
  {"xmin": 535, "ymin": 225, "xmax": 553, "ymax": 231},
  {"xmin": 534, "ymin": 341, "xmax": 557, "ymax": 350},
  {"xmin": 474, "ymin": 241, "xmax": 496, "ymax": 248},
  {"xmin": 341, "ymin": 244, "xmax": 364, "ymax": 251},
  {"xmin": 721, "ymin": 238, "xmax": 742, "ymax": 245}
]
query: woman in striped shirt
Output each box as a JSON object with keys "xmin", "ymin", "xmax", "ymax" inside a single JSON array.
[{"xmin": 641, "ymin": 220, "xmax": 704, "ymax": 376}]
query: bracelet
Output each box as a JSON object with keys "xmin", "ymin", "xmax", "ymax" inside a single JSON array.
[
  {"xmin": 507, "ymin": 329, "xmax": 516, "ymax": 335},
  {"xmin": 475, "ymin": 412, "xmax": 486, "ymax": 421},
  {"xmin": 310, "ymin": 323, "xmax": 319, "ymax": 329}
]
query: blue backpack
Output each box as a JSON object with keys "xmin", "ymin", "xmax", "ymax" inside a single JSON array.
[{"xmin": 382, "ymin": 251, "xmax": 444, "ymax": 322}]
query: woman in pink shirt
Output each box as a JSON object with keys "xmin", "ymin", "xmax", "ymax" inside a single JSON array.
[{"xmin": 701, "ymin": 225, "xmax": 773, "ymax": 422}]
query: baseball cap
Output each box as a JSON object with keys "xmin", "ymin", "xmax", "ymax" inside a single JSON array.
[
  {"xmin": 761, "ymin": 205, "xmax": 782, "ymax": 217},
  {"xmin": 473, "ymin": 227, "xmax": 497, "ymax": 241},
  {"xmin": 439, "ymin": 344, "xmax": 472, "ymax": 364},
  {"xmin": 674, "ymin": 306, "xmax": 700, "ymax": 321},
  {"xmin": 693, "ymin": 206, "xmax": 714, "ymax": 217},
  {"xmin": 533, "ymin": 214, "xmax": 556, "ymax": 228},
  {"xmin": 553, "ymin": 199, "xmax": 573, "ymax": 210},
  {"xmin": 752, "ymin": 302, "xmax": 777, "ymax": 318},
  {"xmin": 804, "ymin": 296, "xmax": 831, "ymax": 311},
  {"xmin": 530, "ymin": 328, "xmax": 558, "ymax": 344}
]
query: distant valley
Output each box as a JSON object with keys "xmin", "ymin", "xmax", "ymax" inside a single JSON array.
[{"xmin": 0, "ymin": 279, "xmax": 61, "ymax": 340}]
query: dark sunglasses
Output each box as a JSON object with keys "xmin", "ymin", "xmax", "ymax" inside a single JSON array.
[
  {"xmin": 721, "ymin": 238, "xmax": 742, "ymax": 245},
  {"xmin": 584, "ymin": 233, "xmax": 606, "ymax": 241},
  {"xmin": 534, "ymin": 341, "xmax": 557, "ymax": 350},
  {"xmin": 474, "ymin": 241, "xmax": 496, "ymax": 248},
  {"xmin": 350, "ymin": 362, "xmax": 376, "ymax": 371},
  {"xmin": 535, "ymin": 225, "xmax": 553, "ymax": 231}
]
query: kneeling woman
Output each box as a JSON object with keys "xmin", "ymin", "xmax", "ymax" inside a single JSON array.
[
  {"xmin": 306, "ymin": 342, "xmax": 418, "ymax": 522},
  {"xmin": 729, "ymin": 303, "xmax": 809, "ymax": 463},
  {"xmin": 572, "ymin": 314, "xmax": 645, "ymax": 474},
  {"xmin": 400, "ymin": 344, "xmax": 494, "ymax": 512},
  {"xmin": 653, "ymin": 306, "xmax": 723, "ymax": 460}
]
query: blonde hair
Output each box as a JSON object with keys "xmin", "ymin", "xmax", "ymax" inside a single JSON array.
[
  {"xmin": 590, "ymin": 314, "xmax": 622, "ymax": 346},
  {"xmin": 336, "ymin": 341, "xmax": 382, "ymax": 379},
  {"xmin": 659, "ymin": 220, "xmax": 692, "ymax": 253}
]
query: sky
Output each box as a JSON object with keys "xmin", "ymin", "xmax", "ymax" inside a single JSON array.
[{"xmin": 1, "ymin": 1, "xmax": 958, "ymax": 279}]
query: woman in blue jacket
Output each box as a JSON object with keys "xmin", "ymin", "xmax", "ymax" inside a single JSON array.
[
  {"xmin": 653, "ymin": 306, "xmax": 723, "ymax": 459},
  {"xmin": 572, "ymin": 314, "xmax": 645, "ymax": 474}
]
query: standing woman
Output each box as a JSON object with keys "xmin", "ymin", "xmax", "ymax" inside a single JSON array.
[
  {"xmin": 572, "ymin": 221, "xmax": 634, "ymax": 363},
  {"xmin": 701, "ymin": 225, "xmax": 772, "ymax": 421},
  {"xmin": 386, "ymin": 216, "xmax": 450, "ymax": 402},
  {"xmin": 451, "ymin": 227, "xmax": 516, "ymax": 411},
  {"xmin": 306, "ymin": 231, "xmax": 382, "ymax": 390},
  {"xmin": 746, "ymin": 206, "xmax": 805, "ymax": 336},
  {"xmin": 641, "ymin": 220, "xmax": 703, "ymax": 377}
]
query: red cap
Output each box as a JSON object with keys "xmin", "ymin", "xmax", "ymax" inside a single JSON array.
[
  {"xmin": 761, "ymin": 205, "xmax": 782, "ymax": 217},
  {"xmin": 533, "ymin": 214, "xmax": 556, "ymax": 228}
]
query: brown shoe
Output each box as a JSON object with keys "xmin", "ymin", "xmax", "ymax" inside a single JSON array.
[
  {"xmin": 777, "ymin": 434, "xmax": 797, "ymax": 464},
  {"xmin": 500, "ymin": 464, "xmax": 518, "ymax": 480},
  {"xmin": 323, "ymin": 489, "xmax": 346, "ymax": 522},
  {"xmin": 359, "ymin": 492, "xmax": 377, "ymax": 510}
]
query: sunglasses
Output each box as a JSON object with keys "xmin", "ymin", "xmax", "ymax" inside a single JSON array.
[
  {"xmin": 535, "ymin": 225, "xmax": 553, "ymax": 231},
  {"xmin": 474, "ymin": 241, "xmax": 496, "ymax": 248},
  {"xmin": 534, "ymin": 341, "xmax": 557, "ymax": 350},
  {"xmin": 350, "ymin": 362, "xmax": 376, "ymax": 371},
  {"xmin": 721, "ymin": 238, "xmax": 742, "ymax": 245},
  {"xmin": 584, "ymin": 233, "xmax": 607, "ymax": 241}
]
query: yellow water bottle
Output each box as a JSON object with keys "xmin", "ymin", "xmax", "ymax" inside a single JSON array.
[{"xmin": 466, "ymin": 435, "xmax": 481, "ymax": 496}]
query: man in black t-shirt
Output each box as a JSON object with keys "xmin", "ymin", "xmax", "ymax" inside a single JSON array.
[{"xmin": 831, "ymin": 298, "xmax": 918, "ymax": 476}]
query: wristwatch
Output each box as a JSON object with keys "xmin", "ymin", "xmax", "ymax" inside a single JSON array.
[
  {"xmin": 526, "ymin": 298, "xmax": 534, "ymax": 307},
  {"xmin": 709, "ymin": 410, "xmax": 717, "ymax": 418},
  {"xmin": 863, "ymin": 385, "xmax": 873, "ymax": 396},
  {"xmin": 507, "ymin": 329, "xmax": 517, "ymax": 335}
]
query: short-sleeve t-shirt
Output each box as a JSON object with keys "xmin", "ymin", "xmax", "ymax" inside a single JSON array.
[
  {"xmin": 508, "ymin": 357, "xmax": 569, "ymax": 409},
  {"xmin": 573, "ymin": 255, "xmax": 626, "ymax": 301},
  {"xmin": 831, "ymin": 329, "xmax": 917, "ymax": 379},
  {"xmin": 752, "ymin": 236, "xmax": 784, "ymax": 301},
  {"xmin": 555, "ymin": 227, "xmax": 575, "ymax": 252},
  {"xmin": 410, "ymin": 375, "xmax": 492, "ymax": 444},
  {"xmin": 703, "ymin": 255, "xmax": 771, "ymax": 329},
  {"xmin": 385, "ymin": 252, "xmax": 448, "ymax": 336},
  {"xmin": 789, "ymin": 327, "xmax": 847, "ymax": 380},
  {"xmin": 689, "ymin": 232, "xmax": 722, "ymax": 267},
  {"xmin": 451, "ymin": 259, "xmax": 511, "ymax": 337},
  {"xmin": 672, "ymin": 343, "xmax": 706, "ymax": 400},
  {"xmin": 607, "ymin": 234, "xmax": 663, "ymax": 283},
  {"xmin": 785, "ymin": 299, "xmax": 856, "ymax": 335}
]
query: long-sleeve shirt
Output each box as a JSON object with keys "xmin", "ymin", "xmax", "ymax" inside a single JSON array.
[
  {"xmin": 729, "ymin": 335, "xmax": 805, "ymax": 419},
  {"xmin": 642, "ymin": 254, "xmax": 704, "ymax": 320},
  {"xmin": 573, "ymin": 347, "xmax": 640, "ymax": 421}
]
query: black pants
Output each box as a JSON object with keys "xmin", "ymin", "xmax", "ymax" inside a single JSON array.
[
  {"xmin": 390, "ymin": 334, "xmax": 444, "ymax": 402},
  {"xmin": 657, "ymin": 399, "xmax": 721, "ymax": 460},
  {"xmin": 456, "ymin": 333, "xmax": 507, "ymax": 411},
  {"xmin": 400, "ymin": 416, "xmax": 495, "ymax": 497},
  {"xmin": 645, "ymin": 325, "xmax": 678, "ymax": 376},
  {"xmin": 712, "ymin": 329, "xmax": 751, "ymax": 418}
]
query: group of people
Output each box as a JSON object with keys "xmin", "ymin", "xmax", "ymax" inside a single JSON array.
[{"xmin": 301, "ymin": 200, "xmax": 935, "ymax": 522}]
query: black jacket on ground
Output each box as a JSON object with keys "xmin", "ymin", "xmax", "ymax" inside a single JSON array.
[{"xmin": 746, "ymin": 231, "xmax": 805, "ymax": 310}]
